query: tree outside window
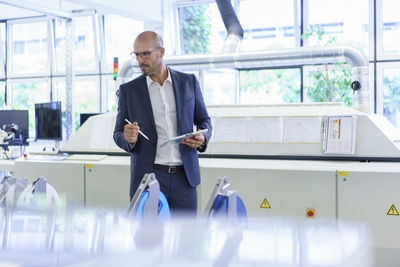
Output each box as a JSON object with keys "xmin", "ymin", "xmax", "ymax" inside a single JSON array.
[
  {"xmin": 303, "ymin": 25, "xmax": 353, "ymax": 106},
  {"xmin": 178, "ymin": 4, "xmax": 212, "ymax": 54},
  {"xmin": 239, "ymin": 68, "xmax": 300, "ymax": 104}
]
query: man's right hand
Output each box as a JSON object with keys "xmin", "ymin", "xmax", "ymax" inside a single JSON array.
[{"xmin": 124, "ymin": 121, "xmax": 140, "ymax": 144}]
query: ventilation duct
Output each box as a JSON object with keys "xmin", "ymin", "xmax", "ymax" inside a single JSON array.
[
  {"xmin": 215, "ymin": 0, "xmax": 244, "ymax": 53},
  {"xmin": 120, "ymin": 45, "xmax": 369, "ymax": 113}
]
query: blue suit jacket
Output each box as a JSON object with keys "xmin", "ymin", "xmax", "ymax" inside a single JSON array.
[{"xmin": 113, "ymin": 68, "xmax": 212, "ymax": 199}]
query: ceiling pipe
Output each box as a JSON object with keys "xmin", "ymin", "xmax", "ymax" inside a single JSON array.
[
  {"xmin": 119, "ymin": 45, "xmax": 370, "ymax": 113},
  {"xmin": 215, "ymin": 0, "xmax": 244, "ymax": 53}
]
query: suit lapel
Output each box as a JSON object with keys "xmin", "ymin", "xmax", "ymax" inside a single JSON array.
[
  {"xmin": 136, "ymin": 76, "xmax": 157, "ymax": 139},
  {"xmin": 170, "ymin": 68, "xmax": 183, "ymax": 134}
]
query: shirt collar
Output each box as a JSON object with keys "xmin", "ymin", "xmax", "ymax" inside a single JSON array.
[{"xmin": 146, "ymin": 67, "xmax": 172, "ymax": 88}]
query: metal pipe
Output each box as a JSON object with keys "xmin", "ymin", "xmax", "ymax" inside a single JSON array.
[
  {"xmin": 215, "ymin": 0, "xmax": 244, "ymax": 53},
  {"xmin": 119, "ymin": 44, "xmax": 369, "ymax": 112},
  {"xmin": 121, "ymin": 45, "xmax": 367, "ymax": 75}
]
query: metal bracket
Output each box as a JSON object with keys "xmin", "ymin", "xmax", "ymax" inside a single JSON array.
[{"xmin": 127, "ymin": 173, "xmax": 160, "ymax": 220}]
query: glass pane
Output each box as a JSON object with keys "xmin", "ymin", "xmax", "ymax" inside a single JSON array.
[
  {"xmin": 0, "ymin": 23, "xmax": 5, "ymax": 78},
  {"xmin": 382, "ymin": 0, "xmax": 400, "ymax": 55},
  {"xmin": 239, "ymin": 68, "xmax": 300, "ymax": 104},
  {"xmin": 0, "ymin": 81, "xmax": 5, "ymax": 108},
  {"xmin": 178, "ymin": 3, "xmax": 225, "ymax": 54},
  {"xmin": 303, "ymin": 64, "xmax": 353, "ymax": 106},
  {"xmin": 54, "ymin": 19, "xmax": 66, "ymax": 72},
  {"xmin": 382, "ymin": 67, "xmax": 400, "ymax": 128},
  {"xmin": 74, "ymin": 78, "xmax": 99, "ymax": 130},
  {"xmin": 103, "ymin": 15, "xmax": 143, "ymax": 71},
  {"xmin": 11, "ymin": 80, "xmax": 50, "ymax": 133},
  {"xmin": 55, "ymin": 16, "xmax": 97, "ymax": 72},
  {"xmin": 52, "ymin": 78, "xmax": 68, "ymax": 139},
  {"xmin": 104, "ymin": 76, "xmax": 118, "ymax": 112},
  {"xmin": 54, "ymin": 77, "xmax": 99, "ymax": 131},
  {"xmin": 10, "ymin": 21, "xmax": 49, "ymax": 75},
  {"xmin": 203, "ymin": 69, "xmax": 236, "ymax": 105},
  {"xmin": 307, "ymin": 0, "xmax": 369, "ymax": 56},
  {"xmin": 240, "ymin": 0, "xmax": 297, "ymax": 50},
  {"xmin": 74, "ymin": 16, "xmax": 97, "ymax": 71}
]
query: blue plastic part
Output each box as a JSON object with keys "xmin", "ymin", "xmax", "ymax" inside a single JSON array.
[
  {"xmin": 135, "ymin": 190, "xmax": 170, "ymax": 219},
  {"xmin": 211, "ymin": 194, "xmax": 247, "ymax": 218}
]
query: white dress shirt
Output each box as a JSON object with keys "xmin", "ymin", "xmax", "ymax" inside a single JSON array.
[{"xmin": 146, "ymin": 69, "xmax": 182, "ymax": 166}]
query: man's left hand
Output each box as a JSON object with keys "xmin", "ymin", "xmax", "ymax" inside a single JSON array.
[{"xmin": 182, "ymin": 130, "xmax": 205, "ymax": 149}]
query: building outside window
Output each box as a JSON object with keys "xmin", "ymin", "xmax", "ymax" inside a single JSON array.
[
  {"xmin": 103, "ymin": 15, "xmax": 143, "ymax": 72},
  {"xmin": 380, "ymin": 0, "xmax": 400, "ymax": 57},
  {"xmin": 9, "ymin": 21, "xmax": 49, "ymax": 76},
  {"xmin": 239, "ymin": 0, "xmax": 299, "ymax": 51}
]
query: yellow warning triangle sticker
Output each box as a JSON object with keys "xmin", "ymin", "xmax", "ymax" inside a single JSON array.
[
  {"xmin": 260, "ymin": 198, "xmax": 271, "ymax": 209},
  {"xmin": 387, "ymin": 204, "xmax": 399, "ymax": 216}
]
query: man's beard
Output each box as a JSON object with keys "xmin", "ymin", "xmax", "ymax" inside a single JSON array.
[{"xmin": 140, "ymin": 64, "xmax": 153, "ymax": 76}]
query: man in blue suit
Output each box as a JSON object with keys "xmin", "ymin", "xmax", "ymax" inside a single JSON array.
[{"xmin": 113, "ymin": 31, "xmax": 212, "ymax": 215}]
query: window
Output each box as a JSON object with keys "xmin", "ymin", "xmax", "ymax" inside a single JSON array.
[
  {"xmin": 55, "ymin": 16, "xmax": 98, "ymax": 72},
  {"xmin": 74, "ymin": 16, "xmax": 98, "ymax": 72},
  {"xmin": 377, "ymin": 63, "xmax": 400, "ymax": 128},
  {"xmin": 52, "ymin": 78, "xmax": 68, "ymax": 138},
  {"xmin": 52, "ymin": 77, "xmax": 67, "ymax": 105},
  {"xmin": 177, "ymin": 2, "xmax": 225, "ymax": 54},
  {"xmin": 0, "ymin": 81, "xmax": 5, "ymax": 108},
  {"xmin": 74, "ymin": 76, "xmax": 100, "ymax": 130},
  {"xmin": 378, "ymin": 0, "xmax": 400, "ymax": 59},
  {"xmin": 239, "ymin": 68, "xmax": 301, "ymax": 104},
  {"xmin": 53, "ymin": 76, "xmax": 99, "ymax": 131},
  {"xmin": 103, "ymin": 75, "xmax": 118, "ymax": 112},
  {"xmin": 103, "ymin": 15, "xmax": 143, "ymax": 72},
  {"xmin": 0, "ymin": 22, "xmax": 5, "ymax": 78},
  {"xmin": 9, "ymin": 21, "xmax": 49, "ymax": 76},
  {"xmin": 303, "ymin": 64, "xmax": 353, "ymax": 107},
  {"xmin": 306, "ymin": 0, "xmax": 369, "ymax": 57},
  {"xmin": 54, "ymin": 19, "xmax": 66, "ymax": 73},
  {"xmin": 203, "ymin": 69, "xmax": 237, "ymax": 105},
  {"xmin": 9, "ymin": 79, "xmax": 50, "ymax": 133},
  {"xmin": 239, "ymin": 0, "xmax": 299, "ymax": 51}
]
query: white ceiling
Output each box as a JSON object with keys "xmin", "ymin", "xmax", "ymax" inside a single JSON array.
[{"xmin": 0, "ymin": 0, "xmax": 163, "ymax": 22}]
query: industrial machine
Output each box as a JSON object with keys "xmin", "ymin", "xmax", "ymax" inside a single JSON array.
[
  {"xmin": 127, "ymin": 173, "xmax": 170, "ymax": 220},
  {"xmin": 203, "ymin": 176, "xmax": 247, "ymax": 220}
]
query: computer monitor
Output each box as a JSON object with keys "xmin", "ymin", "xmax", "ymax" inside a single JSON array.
[
  {"xmin": 0, "ymin": 110, "xmax": 29, "ymax": 144},
  {"xmin": 80, "ymin": 112, "xmax": 102, "ymax": 126},
  {"xmin": 35, "ymin": 101, "xmax": 62, "ymax": 141}
]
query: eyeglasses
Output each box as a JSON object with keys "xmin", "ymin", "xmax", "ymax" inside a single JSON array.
[{"xmin": 130, "ymin": 48, "xmax": 159, "ymax": 59}]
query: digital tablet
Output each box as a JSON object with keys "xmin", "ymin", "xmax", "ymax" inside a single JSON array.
[{"xmin": 160, "ymin": 129, "xmax": 208, "ymax": 147}]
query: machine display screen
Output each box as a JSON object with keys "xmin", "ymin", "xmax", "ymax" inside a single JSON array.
[{"xmin": 35, "ymin": 101, "xmax": 62, "ymax": 141}]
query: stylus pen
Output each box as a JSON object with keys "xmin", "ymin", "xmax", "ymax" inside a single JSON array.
[{"xmin": 125, "ymin": 119, "xmax": 150, "ymax": 141}]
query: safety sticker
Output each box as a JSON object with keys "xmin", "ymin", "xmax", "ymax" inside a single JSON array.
[
  {"xmin": 387, "ymin": 204, "xmax": 399, "ymax": 216},
  {"xmin": 260, "ymin": 198, "xmax": 271, "ymax": 209},
  {"xmin": 338, "ymin": 171, "xmax": 348, "ymax": 176},
  {"xmin": 85, "ymin": 164, "xmax": 93, "ymax": 169}
]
